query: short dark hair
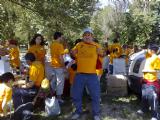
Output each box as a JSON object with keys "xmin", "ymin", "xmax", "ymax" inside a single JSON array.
[
  {"xmin": 29, "ymin": 34, "xmax": 45, "ymax": 46},
  {"xmin": 25, "ymin": 52, "xmax": 36, "ymax": 62},
  {"xmin": 54, "ymin": 32, "xmax": 63, "ymax": 40},
  {"xmin": 148, "ymin": 44, "xmax": 159, "ymax": 53},
  {"xmin": 0, "ymin": 72, "xmax": 15, "ymax": 83},
  {"xmin": 75, "ymin": 39, "xmax": 82, "ymax": 45}
]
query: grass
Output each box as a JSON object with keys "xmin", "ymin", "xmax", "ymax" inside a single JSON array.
[{"xmin": 1, "ymin": 94, "xmax": 151, "ymax": 120}]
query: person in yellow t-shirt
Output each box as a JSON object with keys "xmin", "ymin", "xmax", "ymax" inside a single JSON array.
[
  {"xmin": 0, "ymin": 72, "xmax": 15, "ymax": 116},
  {"xmin": 109, "ymin": 38, "xmax": 122, "ymax": 74},
  {"xmin": 71, "ymin": 28, "xmax": 102, "ymax": 120},
  {"xmin": 24, "ymin": 52, "xmax": 45, "ymax": 88},
  {"xmin": 137, "ymin": 44, "xmax": 160, "ymax": 120},
  {"xmin": 49, "ymin": 32, "xmax": 65, "ymax": 103},
  {"xmin": 10, "ymin": 53, "xmax": 44, "ymax": 119},
  {"xmin": 28, "ymin": 34, "xmax": 46, "ymax": 64},
  {"xmin": 8, "ymin": 39, "xmax": 20, "ymax": 74},
  {"xmin": 94, "ymin": 38, "xmax": 104, "ymax": 80}
]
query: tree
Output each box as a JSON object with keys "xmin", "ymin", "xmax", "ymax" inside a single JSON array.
[
  {"xmin": 91, "ymin": 0, "xmax": 160, "ymax": 45},
  {"xmin": 0, "ymin": 0, "xmax": 98, "ymax": 46}
]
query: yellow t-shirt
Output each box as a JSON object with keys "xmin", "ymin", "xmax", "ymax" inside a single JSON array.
[
  {"xmin": 0, "ymin": 83, "xmax": 12, "ymax": 112},
  {"xmin": 29, "ymin": 61, "xmax": 45, "ymax": 87},
  {"xmin": 28, "ymin": 45, "xmax": 46, "ymax": 63},
  {"xmin": 143, "ymin": 54, "xmax": 160, "ymax": 82},
  {"xmin": 73, "ymin": 42, "xmax": 102, "ymax": 74},
  {"xmin": 50, "ymin": 41, "xmax": 64, "ymax": 68},
  {"xmin": 9, "ymin": 47, "xmax": 20, "ymax": 68},
  {"xmin": 109, "ymin": 43, "xmax": 122, "ymax": 64}
]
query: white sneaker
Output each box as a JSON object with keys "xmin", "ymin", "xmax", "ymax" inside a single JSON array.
[
  {"xmin": 94, "ymin": 115, "xmax": 101, "ymax": 120},
  {"xmin": 151, "ymin": 117, "xmax": 157, "ymax": 120},
  {"xmin": 71, "ymin": 113, "xmax": 80, "ymax": 120}
]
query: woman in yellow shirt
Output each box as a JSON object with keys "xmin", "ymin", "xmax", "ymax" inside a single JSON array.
[
  {"xmin": 0, "ymin": 72, "xmax": 15, "ymax": 116},
  {"xmin": 28, "ymin": 34, "xmax": 46, "ymax": 64}
]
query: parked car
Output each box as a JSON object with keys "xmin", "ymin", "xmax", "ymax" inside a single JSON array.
[{"xmin": 128, "ymin": 50, "xmax": 146, "ymax": 95}]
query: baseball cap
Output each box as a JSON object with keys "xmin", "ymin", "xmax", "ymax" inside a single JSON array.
[{"xmin": 83, "ymin": 28, "xmax": 93, "ymax": 34}]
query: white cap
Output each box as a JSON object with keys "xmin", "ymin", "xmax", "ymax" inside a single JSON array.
[{"xmin": 83, "ymin": 27, "xmax": 93, "ymax": 34}]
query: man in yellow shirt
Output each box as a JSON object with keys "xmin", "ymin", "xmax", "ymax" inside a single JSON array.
[
  {"xmin": 71, "ymin": 28, "xmax": 102, "ymax": 120},
  {"xmin": 49, "ymin": 32, "xmax": 65, "ymax": 103},
  {"xmin": 137, "ymin": 44, "xmax": 160, "ymax": 120}
]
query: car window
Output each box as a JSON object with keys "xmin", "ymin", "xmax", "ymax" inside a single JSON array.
[{"xmin": 133, "ymin": 57, "xmax": 145, "ymax": 74}]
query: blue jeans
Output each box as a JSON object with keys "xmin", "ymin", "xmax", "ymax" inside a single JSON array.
[
  {"xmin": 109, "ymin": 64, "xmax": 113, "ymax": 74},
  {"xmin": 71, "ymin": 73, "xmax": 100, "ymax": 116},
  {"xmin": 141, "ymin": 84, "xmax": 159, "ymax": 118}
]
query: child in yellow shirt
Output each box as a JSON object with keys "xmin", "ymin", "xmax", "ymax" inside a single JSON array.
[{"xmin": 0, "ymin": 72, "xmax": 15, "ymax": 116}]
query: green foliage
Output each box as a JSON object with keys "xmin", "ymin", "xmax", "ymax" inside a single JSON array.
[
  {"xmin": 0, "ymin": 0, "xmax": 98, "ymax": 45},
  {"xmin": 91, "ymin": 0, "xmax": 160, "ymax": 46}
]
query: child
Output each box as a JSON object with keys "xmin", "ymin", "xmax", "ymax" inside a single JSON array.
[
  {"xmin": 0, "ymin": 72, "xmax": 15, "ymax": 116},
  {"xmin": 137, "ymin": 44, "xmax": 160, "ymax": 120}
]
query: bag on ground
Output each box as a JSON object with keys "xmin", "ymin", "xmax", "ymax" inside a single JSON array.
[{"xmin": 45, "ymin": 97, "xmax": 61, "ymax": 116}]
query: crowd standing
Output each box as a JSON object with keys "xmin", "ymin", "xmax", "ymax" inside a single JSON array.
[{"xmin": 0, "ymin": 27, "xmax": 160, "ymax": 120}]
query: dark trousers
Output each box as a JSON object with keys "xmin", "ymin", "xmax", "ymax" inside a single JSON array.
[
  {"xmin": 12, "ymin": 87, "xmax": 38, "ymax": 120},
  {"xmin": 141, "ymin": 84, "xmax": 159, "ymax": 118}
]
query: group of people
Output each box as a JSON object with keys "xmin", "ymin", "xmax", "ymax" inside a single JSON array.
[
  {"xmin": 0, "ymin": 28, "xmax": 104, "ymax": 120},
  {"xmin": 0, "ymin": 27, "xmax": 160, "ymax": 120}
]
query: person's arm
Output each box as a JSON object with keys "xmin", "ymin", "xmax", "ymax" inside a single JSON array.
[
  {"xmin": 71, "ymin": 45, "xmax": 78, "ymax": 58},
  {"xmin": 21, "ymin": 80, "xmax": 34, "ymax": 88},
  {"xmin": 60, "ymin": 54, "xmax": 65, "ymax": 67},
  {"xmin": 2, "ymin": 98, "xmax": 8, "ymax": 116},
  {"xmin": 59, "ymin": 44, "xmax": 66, "ymax": 68},
  {"xmin": 13, "ymin": 80, "xmax": 34, "ymax": 88},
  {"xmin": 0, "ymin": 48, "xmax": 9, "ymax": 56},
  {"xmin": 2, "ymin": 88, "xmax": 12, "ymax": 116}
]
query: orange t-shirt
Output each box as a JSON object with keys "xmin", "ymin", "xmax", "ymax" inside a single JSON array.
[
  {"xmin": 50, "ymin": 41, "xmax": 64, "ymax": 68},
  {"xmin": 28, "ymin": 45, "xmax": 46, "ymax": 63},
  {"xmin": 29, "ymin": 61, "xmax": 45, "ymax": 87},
  {"xmin": 9, "ymin": 47, "xmax": 20, "ymax": 68}
]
